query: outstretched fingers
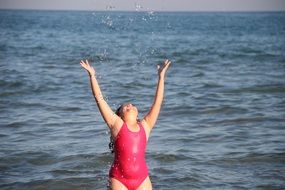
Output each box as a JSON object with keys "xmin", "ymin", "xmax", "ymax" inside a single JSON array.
[
  {"xmin": 163, "ymin": 59, "xmax": 171, "ymax": 69},
  {"xmin": 80, "ymin": 60, "xmax": 88, "ymax": 67},
  {"xmin": 80, "ymin": 60, "xmax": 85, "ymax": 68},
  {"xmin": 80, "ymin": 60, "xmax": 96, "ymax": 76},
  {"xmin": 158, "ymin": 59, "xmax": 171, "ymax": 72},
  {"xmin": 85, "ymin": 59, "xmax": 89, "ymax": 66},
  {"xmin": 80, "ymin": 59, "xmax": 93, "ymax": 69}
]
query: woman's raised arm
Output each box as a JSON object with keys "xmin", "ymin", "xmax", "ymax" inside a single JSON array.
[
  {"xmin": 142, "ymin": 59, "xmax": 171, "ymax": 131},
  {"xmin": 80, "ymin": 60, "xmax": 121, "ymax": 129}
]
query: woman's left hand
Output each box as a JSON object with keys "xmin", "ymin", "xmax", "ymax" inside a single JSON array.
[{"xmin": 157, "ymin": 59, "xmax": 171, "ymax": 78}]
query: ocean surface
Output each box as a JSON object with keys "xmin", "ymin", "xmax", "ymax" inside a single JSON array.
[{"xmin": 0, "ymin": 10, "xmax": 285, "ymax": 190}]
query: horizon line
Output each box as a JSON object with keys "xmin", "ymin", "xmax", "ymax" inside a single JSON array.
[{"xmin": 1, "ymin": 8, "xmax": 285, "ymax": 13}]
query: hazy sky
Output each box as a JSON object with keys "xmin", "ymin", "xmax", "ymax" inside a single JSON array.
[{"xmin": 0, "ymin": 0, "xmax": 285, "ymax": 11}]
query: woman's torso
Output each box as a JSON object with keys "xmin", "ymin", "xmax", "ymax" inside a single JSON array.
[{"xmin": 109, "ymin": 122, "xmax": 148, "ymax": 179}]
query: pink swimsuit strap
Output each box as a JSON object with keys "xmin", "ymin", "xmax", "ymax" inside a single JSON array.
[{"xmin": 109, "ymin": 122, "xmax": 148, "ymax": 190}]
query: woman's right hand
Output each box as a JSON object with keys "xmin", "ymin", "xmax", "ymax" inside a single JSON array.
[{"xmin": 80, "ymin": 60, "xmax": 96, "ymax": 77}]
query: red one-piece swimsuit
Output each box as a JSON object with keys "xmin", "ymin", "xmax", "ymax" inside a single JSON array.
[{"xmin": 109, "ymin": 122, "xmax": 148, "ymax": 190}]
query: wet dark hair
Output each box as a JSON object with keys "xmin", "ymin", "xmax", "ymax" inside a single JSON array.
[
  {"xmin": 115, "ymin": 104, "xmax": 123, "ymax": 117},
  {"xmin": 109, "ymin": 136, "xmax": 114, "ymax": 154},
  {"xmin": 109, "ymin": 104, "xmax": 123, "ymax": 154}
]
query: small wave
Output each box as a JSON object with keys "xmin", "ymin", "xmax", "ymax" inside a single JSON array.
[
  {"xmin": 192, "ymin": 72, "xmax": 205, "ymax": 77},
  {"xmin": 59, "ymin": 152, "xmax": 113, "ymax": 164},
  {"xmin": 152, "ymin": 152, "xmax": 189, "ymax": 162},
  {"xmin": 9, "ymin": 101, "xmax": 47, "ymax": 109},
  {"xmin": 175, "ymin": 91, "xmax": 191, "ymax": 97},
  {"xmin": 26, "ymin": 152, "xmax": 58, "ymax": 166},
  {"xmin": 256, "ymin": 184, "xmax": 284, "ymax": 190},
  {"xmin": 0, "ymin": 177, "xmax": 102, "ymax": 190},
  {"xmin": 214, "ymin": 152, "xmax": 285, "ymax": 165},
  {"xmin": 239, "ymin": 46, "xmax": 263, "ymax": 55},
  {"xmin": 1, "ymin": 151, "xmax": 57, "ymax": 168},
  {"xmin": 157, "ymin": 175, "xmax": 200, "ymax": 189},
  {"xmin": 0, "ymin": 134, "xmax": 7, "ymax": 137},
  {"xmin": 62, "ymin": 107, "xmax": 81, "ymax": 112},
  {"xmin": 202, "ymin": 82, "xmax": 224, "ymax": 88},
  {"xmin": 0, "ymin": 79, "xmax": 25, "ymax": 88},
  {"xmin": 211, "ymin": 116, "xmax": 266, "ymax": 126},
  {"xmin": 5, "ymin": 121, "xmax": 25, "ymax": 128},
  {"xmin": 224, "ymin": 85, "xmax": 285, "ymax": 94},
  {"xmin": 152, "ymin": 167, "xmax": 174, "ymax": 175},
  {"xmin": 163, "ymin": 104, "xmax": 194, "ymax": 116},
  {"xmin": 199, "ymin": 105, "xmax": 248, "ymax": 115}
]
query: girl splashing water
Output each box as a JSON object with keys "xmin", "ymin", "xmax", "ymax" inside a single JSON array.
[{"xmin": 80, "ymin": 59, "xmax": 171, "ymax": 190}]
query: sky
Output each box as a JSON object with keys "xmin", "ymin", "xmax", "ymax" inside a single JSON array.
[{"xmin": 0, "ymin": 0, "xmax": 285, "ymax": 11}]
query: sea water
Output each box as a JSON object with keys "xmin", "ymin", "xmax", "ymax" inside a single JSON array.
[{"xmin": 0, "ymin": 10, "xmax": 285, "ymax": 189}]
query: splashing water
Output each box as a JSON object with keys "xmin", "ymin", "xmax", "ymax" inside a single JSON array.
[
  {"xmin": 102, "ymin": 15, "xmax": 113, "ymax": 28},
  {"xmin": 135, "ymin": 3, "xmax": 143, "ymax": 11},
  {"xmin": 106, "ymin": 5, "xmax": 115, "ymax": 11},
  {"xmin": 97, "ymin": 49, "xmax": 109, "ymax": 61}
]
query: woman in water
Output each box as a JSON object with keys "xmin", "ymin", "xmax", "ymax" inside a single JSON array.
[{"xmin": 80, "ymin": 59, "xmax": 171, "ymax": 190}]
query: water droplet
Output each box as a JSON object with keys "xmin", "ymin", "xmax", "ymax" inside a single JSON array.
[
  {"xmin": 166, "ymin": 22, "xmax": 172, "ymax": 29},
  {"xmin": 135, "ymin": 3, "xmax": 143, "ymax": 11},
  {"xmin": 102, "ymin": 16, "xmax": 113, "ymax": 28},
  {"xmin": 129, "ymin": 18, "xmax": 134, "ymax": 23},
  {"xmin": 147, "ymin": 11, "xmax": 155, "ymax": 16},
  {"xmin": 106, "ymin": 5, "xmax": 115, "ymax": 11}
]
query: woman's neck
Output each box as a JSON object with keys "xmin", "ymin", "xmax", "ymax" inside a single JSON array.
[{"xmin": 123, "ymin": 116, "xmax": 138, "ymax": 127}]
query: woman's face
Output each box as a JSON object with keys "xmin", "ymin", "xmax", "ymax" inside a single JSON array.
[{"xmin": 118, "ymin": 103, "xmax": 138, "ymax": 118}]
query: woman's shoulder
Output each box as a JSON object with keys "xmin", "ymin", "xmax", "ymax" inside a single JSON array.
[
  {"xmin": 140, "ymin": 119, "xmax": 149, "ymax": 128},
  {"xmin": 111, "ymin": 119, "xmax": 124, "ymax": 138},
  {"xmin": 140, "ymin": 119, "xmax": 151, "ymax": 138}
]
